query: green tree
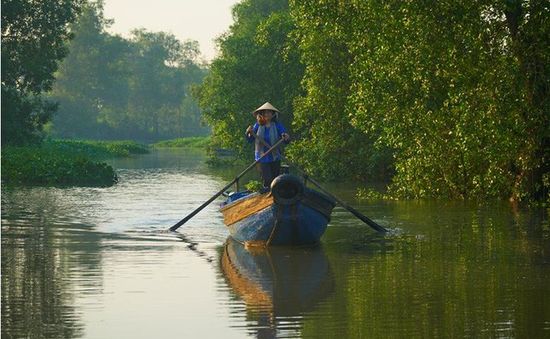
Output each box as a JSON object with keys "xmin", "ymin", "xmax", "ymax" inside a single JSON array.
[
  {"xmin": 50, "ymin": 1, "xmax": 208, "ymax": 141},
  {"xmin": 1, "ymin": 0, "xmax": 84, "ymax": 145},
  {"xmin": 195, "ymin": 0, "xmax": 304, "ymax": 158},
  {"xmin": 288, "ymin": 0, "xmax": 393, "ymax": 181},
  {"xmin": 290, "ymin": 0, "xmax": 549, "ymax": 200},
  {"xmin": 51, "ymin": 1, "xmax": 131, "ymax": 139},
  {"xmin": 126, "ymin": 29, "xmax": 206, "ymax": 140}
]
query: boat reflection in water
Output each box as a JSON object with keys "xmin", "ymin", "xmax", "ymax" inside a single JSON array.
[{"xmin": 220, "ymin": 237, "xmax": 334, "ymax": 338}]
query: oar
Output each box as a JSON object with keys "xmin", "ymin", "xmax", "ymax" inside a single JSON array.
[
  {"xmin": 297, "ymin": 175, "xmax": 387, "ymax": 232},
  {"xmin": 169, "ymin": 138, "xmax": 285, "ymax": 232},
  {"xmin": 251, "ymin": 131, "xmax": 387, "ymax": 233}
]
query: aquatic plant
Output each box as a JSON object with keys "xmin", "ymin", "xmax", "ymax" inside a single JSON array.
[
  {"xmin": 1, "ymin": 139, "xmax": 148, "ymax": 187},
  {"xmin": 245, "ymin": 180, "xmax": 263, "ymax": 192},
  {"xmin": 1, "ymin": 146, "xmax": 117, "ymax": 187}
]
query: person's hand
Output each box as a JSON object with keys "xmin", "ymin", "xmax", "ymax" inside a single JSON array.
[
  {"xmin": 282, "ymin": 133, "xmax": 290, "ymax": 141},
  {"xmin": 246, "ymin": 125, "xmax": 253, "ymax": 136}
]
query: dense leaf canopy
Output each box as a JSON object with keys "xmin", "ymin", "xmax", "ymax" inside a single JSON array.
[
  {"xmin": 198, "ymin": 0, "xmax": 548, "ymax": 201},
  {"xmin": 3, "ymin": 0, "xmax": 547, "ymax": 201},
  {"xmin": 195, "ymin": 0, "xmax": 304, "ymax": 158},
  {"xmin": 50, "ymin": 2, "xmax": 208, "ymax": 141},
  {"xmin": 1, "ymin": 0, "xmax": 84, "ymax": 144}
]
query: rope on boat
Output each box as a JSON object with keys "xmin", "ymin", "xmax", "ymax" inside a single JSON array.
[{"xmin": 266, "ymin": 204, "xmax": 284, "ymax": 246}]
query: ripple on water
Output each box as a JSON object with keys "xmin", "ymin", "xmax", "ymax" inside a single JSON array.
[{"xmin": 2, "ymin": 150, "xmax": 550, "ymax": 339}]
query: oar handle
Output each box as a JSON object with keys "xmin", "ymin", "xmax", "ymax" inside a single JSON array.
[
  {"xmin": 250, "ymin": 131, "xmax": 387, "ymax": 233},
  {"xmin": 169, "ymin": 138, "xmax": 285, "ymax": 232}
]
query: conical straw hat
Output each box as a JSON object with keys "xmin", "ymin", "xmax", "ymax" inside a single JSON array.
[{"xmin": 252, "ymin": 102, "xmax": 280, "ymax": 115}]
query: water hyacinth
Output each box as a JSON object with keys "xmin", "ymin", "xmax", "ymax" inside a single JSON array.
[{"xmin": 1, "ymin": 140, "xmax": 149, "ymax": 187}]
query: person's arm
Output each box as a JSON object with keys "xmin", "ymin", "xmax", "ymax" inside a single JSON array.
[
  {"xmin": 277, "ymin": 122, "xmax": 290, "ymax": 142},
  {"xmin": 246, "ymin": 123, "xmax": 259, "ymax": 143}
]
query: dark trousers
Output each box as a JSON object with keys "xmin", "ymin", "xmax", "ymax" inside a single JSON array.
[{"xmin": 258, "ymin": 160, "xmax": 281, "ymax": 189}]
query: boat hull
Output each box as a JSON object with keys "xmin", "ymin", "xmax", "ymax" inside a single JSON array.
[{"xmin": 220, "ymin": 188, "xmax": 335, "ymax": 246}]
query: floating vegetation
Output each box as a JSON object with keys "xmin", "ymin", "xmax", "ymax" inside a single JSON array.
[{"xmin": 1, "ymin": 139, "xmax": 149, "ymax": 187}]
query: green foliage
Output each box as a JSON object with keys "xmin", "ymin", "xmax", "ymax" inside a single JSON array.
[
  {"xmin": 356, "ymin": 188, "xmax": 386, "ymax": 201},
  {"xmin": 345, "ymin": 1, "xmax": 521, "ymax": 199},
  {"xmin": 197, "ymin": 0, "xmax": 548, "ymax": 201},
  {"xmin": 287, "ymin": 0, "xmax": 394, "ymax": 181},
  {"xmin": 194, "ymin": 0, "xmax": 304, "ymax": 159},
  {"xmin": 50, "ymin": 1, "xmax": 209, "ymax": 141},
  {"xmin": 46, "ymin": 139, "xmax": 149, "ymax": 158},
  {"xmin": 2, "ymin": 145, "xmax": 116, "ymax": 187},
  {"xmin": 1, "ymin": 139, "xmax": 148, "ymax": 187},
  {"xmin": 152, "ymin": 137, "xmax": 211, "ymax": 148},
  {"xmin": 289, "ymin": 0, "xmax": 549, "ymax": 201},
  {"xmin": 543, "ymin": 173, "xmax": 550, "ymax": 206},
  {"xmin": 245, "ymin": 180, "xmax": 263, "ymax": 192},
  {"xmin": 1, "ymin": 0, "xmax": 84, "ymax": 145}
]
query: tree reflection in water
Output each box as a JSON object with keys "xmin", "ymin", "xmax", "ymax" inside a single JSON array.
[{"xmin": 2, "ymin": 188, "xmax": 103, "ymax": 339}]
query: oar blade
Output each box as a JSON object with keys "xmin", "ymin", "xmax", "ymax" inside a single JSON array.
[
  {"xmin": 306, "ymin": 176, "xmax": 387, "ymax": 233},
  {"xmin": 347, "ymin": 207, "xmax": 387, "ymax": 233},
  {"xmin": 169, "ymin": 217, "xmax": 189, "ymax": 231}
]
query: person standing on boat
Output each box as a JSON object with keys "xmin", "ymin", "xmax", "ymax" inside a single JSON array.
[{"xmin": 245, "ymin": 102, "xmax": 290, "ymax": 192}]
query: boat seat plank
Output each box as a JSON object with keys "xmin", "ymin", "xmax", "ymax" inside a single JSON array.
[{"xmin": 222, "ymin": 193, "xmax": 274, "ymax": 226}]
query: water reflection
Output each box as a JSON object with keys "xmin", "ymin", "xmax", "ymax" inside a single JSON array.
[
  {"xmin": 309, "ymin": 201, "xmax": 550, "ymax": 338},
  {"xmin": 1, "ymin": 187, "xmax": 103, "ymax": 339},
  {"xmin": 2, "ymin": 149, "xmax": 549, "ymax": 338},
  {"xmin": 220, "ymin": 238, "xmax": 334, "ymax": 338}
]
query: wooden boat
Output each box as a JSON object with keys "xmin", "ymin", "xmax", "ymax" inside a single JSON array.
[
  {"xmin": 220, "ymin": 237, "xmax": 333, "ymax": 335},
  {"xmin": 220, "ymin": 174, "xmax": 336, "ymax": 246}
]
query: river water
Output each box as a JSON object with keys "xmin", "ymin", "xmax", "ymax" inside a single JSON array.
[{"xmin": 2, "ymin": 149, "xmax": 549, "ymax": 338}]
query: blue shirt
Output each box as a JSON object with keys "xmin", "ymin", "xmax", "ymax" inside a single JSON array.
[{"xmin": 246, "ymin": 122, "xmax": 287, "ymax": 163}]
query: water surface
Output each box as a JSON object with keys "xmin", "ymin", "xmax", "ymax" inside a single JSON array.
[{"xmin": 2, "ymin": 149, "xmax": 549, "ymax": 338}]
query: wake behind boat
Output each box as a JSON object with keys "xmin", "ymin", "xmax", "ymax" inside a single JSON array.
[{"xmin": 220, "ymin": 174, "xmax": 336, "ymax": 246}]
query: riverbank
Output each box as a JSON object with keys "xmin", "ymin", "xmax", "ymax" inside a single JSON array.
[
  {"xmin": 1, "ymin": 139, "xmax": 149, "ymax": 187},
  {"xmin": 151, "ymin": 136, "xmax": 210, "ymax": 148},
  {"xmin": 151, "ymin": 136, "xmax": 241, "ymax": 168}
]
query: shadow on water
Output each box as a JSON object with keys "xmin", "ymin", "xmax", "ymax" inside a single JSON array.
[{"xmin": 218, "ymin": 237, "xmax": 334, "ymax": 338}]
